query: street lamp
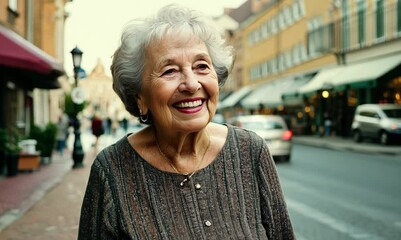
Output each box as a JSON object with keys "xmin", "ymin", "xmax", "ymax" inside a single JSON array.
[{"xmin": 70, "ymin": 46, "xmax": 84, "ymax": 168}]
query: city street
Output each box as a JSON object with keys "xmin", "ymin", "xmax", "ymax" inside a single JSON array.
[{"xmin": 277, "ymin": 144, "xmax": 401, "ymax": 240}]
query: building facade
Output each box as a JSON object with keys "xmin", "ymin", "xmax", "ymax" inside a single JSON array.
[
  {"xmin": 219, "ymin": 0, "xmax": 401, "ymax": 136},
  {"xmin": 0, "ymin": 0, "xmax": 69, "ymax": 138}
]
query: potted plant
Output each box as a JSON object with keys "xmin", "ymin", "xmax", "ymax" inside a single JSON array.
[
  {"xmin": 3, "ymin": 128, "xmax": 22, "ymax": 176},
  {"xmin": 28, "ymin": 123, "xmax": 57, "ymax": 164},
  {"xmin": 41, "ymin": 123, "xmax": 57, "ymax": 160}
]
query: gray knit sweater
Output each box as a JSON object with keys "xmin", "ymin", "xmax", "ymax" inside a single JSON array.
[{"xmin": 78, "ymin": 125, "xmax": 295, "ymax": 239}]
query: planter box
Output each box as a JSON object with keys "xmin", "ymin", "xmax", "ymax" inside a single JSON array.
[{"xmin": 18, "ymin": 152, "xmax": 41, "ymax": 171}]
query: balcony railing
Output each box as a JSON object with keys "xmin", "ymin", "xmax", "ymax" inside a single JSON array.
[{"xmin": 307, "ymin": 2, "xmax": 401, "ymax": 55}]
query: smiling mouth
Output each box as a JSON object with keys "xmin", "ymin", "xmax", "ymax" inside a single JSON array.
[{"xmin": 174, "ymin": 99, "xmax": 203, "ymax": 108}]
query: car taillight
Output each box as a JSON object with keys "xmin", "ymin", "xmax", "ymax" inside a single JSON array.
[{"xmin": 281, "ymin": 130, "xmax": 292, "ymax": 140}]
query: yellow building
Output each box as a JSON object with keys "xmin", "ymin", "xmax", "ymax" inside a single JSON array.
[{"xmin": 219, "ymin": 0, "xmax": 401, "ymax": 136}]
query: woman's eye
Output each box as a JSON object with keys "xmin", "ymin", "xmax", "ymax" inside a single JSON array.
[
  {"xmin": 162, "ymin": 68, "xmax": 177, "ymax": 76},
  {"xmin": 197, "ymin": 64, "xmax": 210, "ymax": 71}
]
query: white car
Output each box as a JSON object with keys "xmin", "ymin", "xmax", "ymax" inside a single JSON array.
[
  {"xmin": 351, "ymin": 104, "xmax": 401, "ymax": 145},
  {"xmin": 229, "ymin": 115, "xmax": 293, "ymax": 162}
]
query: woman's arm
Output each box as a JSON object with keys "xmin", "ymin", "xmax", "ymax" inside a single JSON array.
[
  {"xmin": 78, "ymin": 159, "xmax": 119, "ymax": 239},
  {"xmin": 257, "ymin": 141, "xmax": 295, "ymax": 239}
]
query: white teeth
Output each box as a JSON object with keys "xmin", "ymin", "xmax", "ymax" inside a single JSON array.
[{"xmin": 176, "ymin": 100, "xmax": 202, "ymax": 108}]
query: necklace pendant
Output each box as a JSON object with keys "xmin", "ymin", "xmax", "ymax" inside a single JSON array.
[{"xmin": 180, "ymin": 176, "xmax": 190, "ymax": 187}]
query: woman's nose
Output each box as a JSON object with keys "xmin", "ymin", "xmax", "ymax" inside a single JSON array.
[{"xmin": 179, "ymin": 71, "xmax": 201, "ymax": 93}]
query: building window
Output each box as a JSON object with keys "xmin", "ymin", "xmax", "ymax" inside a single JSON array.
[
  {"xmin": 375, "ymin": 0, "xmax": 385, "ymax": 40},
  {"xmin": 8, "ymin": 0, "xmax": 17, "ymax": 12},
  {"xmin": 341, "ymin": 0, "xmax": 350, "ymax": 51},
  {"xmin": 307, "ymin": 17, "xmax": 323, "ymax": 56},
  {"xmin": 397, "ymin": 0, "xmax": 401, "ymax": 33},
  {"xmin": 293, "ymin": 0, "xmax": 305, "ymax": 20},
  {"xmin": 270, "ymin": 16, "xmax": 278, "ymax": 34},
  {"xmin": 278, "ymin": 54, "xmax": 285, "ymax": 72},
  {"xmin": 292, "ymin": 45, "xmax": 300, "ymax": 65},
  {"xmin": 283, "ymin": 7, "xmax": 293, "ymax": 26},
  {"xmin": 357, "ymin": 0, "xmax": 366, "ymax": 45},
  {"xmin": 261, "ymin": 22, "xmax": 269, "ymax": 39},
  {"xmin": 278, "ymin": 12, "xmax": 286, "ymax": 30},
  {"xmin": 292, "ymin": 2, "xmax": 300, "ymax": 21},
  {"xmin": 284, "ymin": 51, "xmax": 293, "ymax": 69},
  {"xmin": 271, "ymin": 58, "xmax": 278, "ymax": 74}
]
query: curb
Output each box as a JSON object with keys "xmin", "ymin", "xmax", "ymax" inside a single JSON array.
[{"xmin": 293, "ymin": 137, "xmax": 401, "ymax": 156}]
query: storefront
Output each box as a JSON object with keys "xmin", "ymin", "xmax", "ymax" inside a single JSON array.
[
  {"xmin": 290, "ymin": 53, "xmax": 401, "ymax": 136},
  {"xmin": 0, "ymin": 25, "xmax": 64, "ymax": 133}
]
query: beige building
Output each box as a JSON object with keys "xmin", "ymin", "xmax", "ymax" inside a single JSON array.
[{"xmin": 219, "ymin": 0, "xmax": 401, "ymax": 136}]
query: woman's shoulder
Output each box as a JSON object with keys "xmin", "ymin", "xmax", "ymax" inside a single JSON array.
[
  {"xmin": 226, "ymin": 123, "xmax": 264, "ymax": 142},
  {"xmin": 92, "ymin": 136, "xmax": 133, "ymax": 169},
  {"xmin": 223, "ymin": 123, "xmax": 266, "ymax": 153}
]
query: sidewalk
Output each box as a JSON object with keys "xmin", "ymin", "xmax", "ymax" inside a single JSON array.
[
  {"xmin": 0, "ymin": 130, "xmax": 121, "ymax": 239},
  {"xmin": 0, "ymin": 131, "xmax": 399, "ymax": 239},
  {"xmin": 293, "ymin": 135, "xmax": 401, "ymax": 156}
]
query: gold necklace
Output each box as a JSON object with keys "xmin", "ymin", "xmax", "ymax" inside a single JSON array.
[{"xmin": 155, "ymin": 131, "xmax": 211, "ymax": 187}]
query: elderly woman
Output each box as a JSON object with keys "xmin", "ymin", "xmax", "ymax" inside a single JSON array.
[{"xmin": 78, "ymin": 4, "xmax": 294, "ymax": 240}]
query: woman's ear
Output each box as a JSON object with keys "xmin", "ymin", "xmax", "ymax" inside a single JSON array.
[{"xmin": 136, "ymin": 94, "xmax": 148, "ymax": 115}]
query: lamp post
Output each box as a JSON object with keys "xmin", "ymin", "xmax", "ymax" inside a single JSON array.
[{"xmin": 70, "ymin": 46, "xmax": 84, "ymax": 168}]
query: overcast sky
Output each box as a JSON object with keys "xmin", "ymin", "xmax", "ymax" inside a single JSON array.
[{"xmin": 64, "ymin": 0, "xmax": 246, "ymax": 77}]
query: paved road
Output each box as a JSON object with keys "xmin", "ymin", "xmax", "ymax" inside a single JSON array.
[{"xmin": 277, "ymin": 144, "xmax": 401, "ymax": 240}]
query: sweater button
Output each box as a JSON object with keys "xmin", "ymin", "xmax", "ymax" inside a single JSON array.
[
  {"xmin": 195, "ymin": 183, "xmax": 202, "ymax": 189},
  {"xmin": 204, "ymin": 220, "xmax": 212, "ymax": 227}
]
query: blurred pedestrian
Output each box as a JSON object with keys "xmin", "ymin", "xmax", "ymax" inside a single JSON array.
[
  {"xmin": 121, "ymin": 117, "xmax": 128, "ymax": 133},
  {"xmin": 56, "ymin": 114, "xmax": 69, "ymax": 155},
  {"xmin": 78, "ymin": 4, "xmax": 294, "ymax": 239},
  {"xmin": 324, "ymin": 112, "xmax": 332, "ymax": 136},
  {"xmin": 91, "ymin": 113, "xmax": 104, "ymax": 150}
]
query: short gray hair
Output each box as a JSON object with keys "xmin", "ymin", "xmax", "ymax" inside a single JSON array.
[{"xmin": 111, "ymin": 4, "xmax": 234, "ymax": 124}]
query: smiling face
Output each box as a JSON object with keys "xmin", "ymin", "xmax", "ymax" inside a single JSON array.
[{"xmin": 137, "ymin": 35, "xmax": 219, "ymax": 133}]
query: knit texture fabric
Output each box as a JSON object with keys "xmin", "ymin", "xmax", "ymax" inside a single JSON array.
[{"xmin": 78, "ymin": 124, "xmax": 295, "ymax": 239}]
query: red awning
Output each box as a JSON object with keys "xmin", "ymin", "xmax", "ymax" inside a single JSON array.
[{"xmin": 0, "ymin": 25, "xmax": 65, "ymax": 75}]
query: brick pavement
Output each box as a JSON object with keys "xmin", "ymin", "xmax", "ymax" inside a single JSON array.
[
  {"xmin": 0, "ymin": 148, "xmax": 97, "ymax": 240},
  {"xmin": 0, "ymin": 153, "xmax": 72, "ymax": 229},
  {"xmin": 0, "ymin": 129, "xmax": 124, "ymax": 239}
]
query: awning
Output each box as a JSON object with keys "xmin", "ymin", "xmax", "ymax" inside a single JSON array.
[
  {"xmin": 334, "ymin": 53, "xmax": 401, "ymax": 89},
  {"xmin": 299, "ymin": 66, "xmax": 344, "ymax": 95},
  {"xmin": 218, "ymin": 85, "xmax": 254, "ymax": 110},
  {"xmin": 281, "ymin": 74, "xmax": 316, "ymax": 106},
  {"xmin": 0, "ymin": 25, "xmax": 64, "ymax": 81},
  {"xmin": 241, "ymin": 74, "xmax": 313, "ymax": 109},
  {"xmin": 299, "ymin": 53, "xmax": 401, "ymax": 95}
]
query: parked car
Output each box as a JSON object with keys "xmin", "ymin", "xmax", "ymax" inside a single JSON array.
[
  {"xmin": 229, "ymin": 115, "xmax": 293, "ymax": 162},
  {"xmin": 351, "ymin": 104, "xmax": 401, "ymax": 145}
]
